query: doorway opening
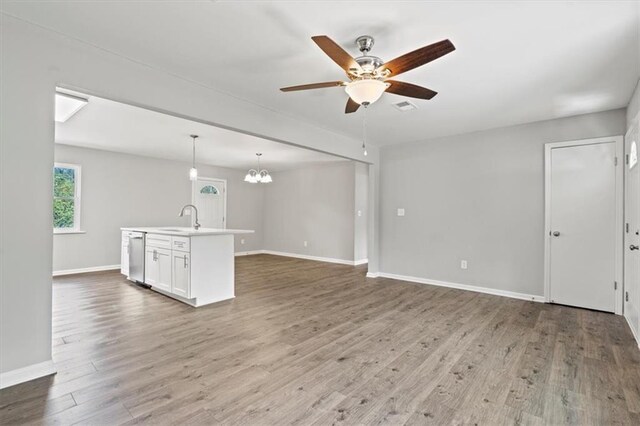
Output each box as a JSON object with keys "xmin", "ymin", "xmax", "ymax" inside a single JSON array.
[{"xmin": 52, "ymin": 87, "xmax": 369, "ymax": 277}]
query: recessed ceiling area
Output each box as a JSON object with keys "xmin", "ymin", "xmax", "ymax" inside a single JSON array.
[
  {"xmin": 3, "ymin": 1, "xmax": 638, "ymax": 145},
  {"xmin": 55, "ymin": 90, "xmax": 346, "ymax": 172}
]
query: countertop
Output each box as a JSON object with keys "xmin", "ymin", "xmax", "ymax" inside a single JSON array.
[{"xmin": 121, "ymin": 227, "xmax": 254, "ymax": 237}]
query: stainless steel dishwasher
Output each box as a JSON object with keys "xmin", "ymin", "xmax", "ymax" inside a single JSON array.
[{"xmin": 127, "ymin": 231, "xmax": 146, "ymax": 284}]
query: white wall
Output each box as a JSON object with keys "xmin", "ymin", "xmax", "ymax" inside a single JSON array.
[
  {"xmin": 628, "ymin": 79, "xmax": 640, "ymax": 129},
  {"xmin": 262, "ymin": 162, "xmax": 357, "ymax": 262},
  {"xmin": 0, "ymin": 16, "xmax": 378, "ymax": 379},
  {"xmin": 379, "ymin": 109, "xmax": 627, "ymax": 298},
  {"xmin": 53, "ymin": 145, "xmax": 264, "ymax": 272}
]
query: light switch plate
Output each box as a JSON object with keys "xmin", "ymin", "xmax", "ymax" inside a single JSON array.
[
  {"xmin": 461, "ymin": 260, "xmax": 468, "ymax": 270},
  {"xmin": 240, "ymin": 239, "xmax": 245, "ymax": 245},
  {"xmin": 397, "ymin": 208, "xmax": 405, "ymax": 217}
]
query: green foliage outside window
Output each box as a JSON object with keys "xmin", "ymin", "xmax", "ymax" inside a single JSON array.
[{"xmin": 53, "ymin": 167, "xmax": 76, "ymax": 229}]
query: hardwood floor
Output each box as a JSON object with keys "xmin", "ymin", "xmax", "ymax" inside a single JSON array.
[{"xmin": 1, "ymin": 254, "xmax": 640, "ymax": 425}]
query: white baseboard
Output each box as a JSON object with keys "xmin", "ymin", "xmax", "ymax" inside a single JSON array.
[
  {"xmin": 260, "ymin": 250, "xmax": 360, "ymax": 266},
  {"xmin": 234, "ymin": 250, "xmax": 263, "ymax": 257},
  {"xmin": 366, "ymin": 272, "xmax": 380, "ymax": 278},
  {"xmin": 354, "ymin": 258, "xmax": 369, "ymax": 266},
  {"xmin": 53, "ymin": 264, "xmax": 120, "ymax": 277},
  {"xmin": 0, "ymin": 360, "xmax": 56, "ymax": 390},
  {"xmin": 375, "ymin": 272, "xmax": 544, "ymax": 303}
]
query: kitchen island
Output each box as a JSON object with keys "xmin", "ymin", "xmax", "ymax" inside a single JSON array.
[{"xmin": 121, "ymin": 227, "xmax": 254, "ymax": 307}]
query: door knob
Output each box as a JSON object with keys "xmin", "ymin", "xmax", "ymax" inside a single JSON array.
[
  {"xmin": 631, "ymin": 245, "xmax": 640, "ymax": 251},
  {"xmin": 552, "ymin": 231, "xmax": 560, "ymax": 237}
]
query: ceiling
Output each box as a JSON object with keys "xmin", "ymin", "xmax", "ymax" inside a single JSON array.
[
  {"xmin": 3, "ymin": 1, "xmax": 640, "ymax": 146},
  {"xmin": 55, "ymin": 90, "xmax": 345, "ymax": 171}
]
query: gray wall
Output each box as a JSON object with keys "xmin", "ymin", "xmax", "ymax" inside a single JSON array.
[
  {"xmin": 354, "ymin": 162, "xmax": 368, "ymax": 261},
  {"xmin": 628, "ymin": 79, "xmax": 640, "ymax": 130},
  {"xmin": 53, "ymin": 145, "xmax": 264, "ymax": 272},
  {"xmin": 263, "ymin": 162, "xmax": 356, "ymax": 261},
  {"xmin": 380, "ymin": 108, "xmax": 627, "ymax": 297}
]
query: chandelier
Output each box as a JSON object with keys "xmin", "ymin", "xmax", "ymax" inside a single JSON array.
[{"xmin": 244, "ymin": 153, "xmax": 272, "ymax": 184}]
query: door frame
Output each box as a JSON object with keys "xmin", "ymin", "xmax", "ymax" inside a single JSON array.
[
  {"xmin": 624, "ymin": 112, "xmax": 640, "ymax": 339},
  {"xmin": 191, "ymin": 177, "xmax": 227, "ymax": 229},
  {"xmin": 544, "ymin": 135, "xmax": 624, "ymax": 314}
]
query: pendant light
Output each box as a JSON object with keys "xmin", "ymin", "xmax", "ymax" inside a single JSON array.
[
  {"xmin": 244, "ymin": 153, "xmax": 272, "ymax": 184},
  {"xmin": 189, "ymin": 134, "xmax": 198, "ymax": 181}
]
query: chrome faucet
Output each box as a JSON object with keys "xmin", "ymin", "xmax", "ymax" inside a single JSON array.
[{"xmin": 179, "ymin": 204, "xmax": 201, "ymax": 230}]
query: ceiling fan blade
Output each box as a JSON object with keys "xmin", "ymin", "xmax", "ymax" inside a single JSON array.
[
  {"xmin": 378, "ymin": 39, "xmax": 455, "ymax": 77},
  {"xmin": 385, "ymin": 80, "xmax": 438, "ymax": 100},
  {"xmin": 312, "ymin": 35, "xmax": 362, "ymax": 74},
  {"xmin": 280, "ymin": 81, "xmax": 345, "ymax": 92},
  {"xmin": 345, "ymin": 97, "xmax": 360, "ymax": 114}
]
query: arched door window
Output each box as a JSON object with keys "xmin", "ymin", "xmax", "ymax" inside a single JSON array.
[{"xmin": 200, "ymin": 185, "xmax": 219, "ymax": 195}]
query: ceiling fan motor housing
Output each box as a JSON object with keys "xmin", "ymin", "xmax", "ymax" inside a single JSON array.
[
  {"xmin": 353, "ymin": 36, "xmax": 386, "ymax": 77},
  {"xmin": 354, "ymin": 55, "xmax": 384, "ymax": 75}
]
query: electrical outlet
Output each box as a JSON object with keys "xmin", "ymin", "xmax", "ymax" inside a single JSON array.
[
  {"xmin": 240, "ymin": 239, "xmax": 245, "ymax": 245},
  {"xmin": 357, "ymin": 210, "xmax": 362, "ymax": 217},
  {"xmin": 397, "ymin": 208, "xmax": 405, "ymax": 217},
  {"xmin": 303, "ymin": 241, "xmax": 308, "ymax": 247},
  {"xmin": 461, "ymin": 260, "xmax": 468, "ymax": 270}
]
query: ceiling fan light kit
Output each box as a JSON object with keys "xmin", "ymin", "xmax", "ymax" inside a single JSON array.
[{"xmin": 345, "ymin": 79, "xmax": 390, "ymax": 105}]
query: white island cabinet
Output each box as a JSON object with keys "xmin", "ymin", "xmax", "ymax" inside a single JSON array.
[{"xmin": 121, "ymin": 227, "xmax": 254, "ymax": 307}]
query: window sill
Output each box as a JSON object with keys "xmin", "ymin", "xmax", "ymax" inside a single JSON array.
[{"xmin": 54, "ymin": 230, "xmax": 86, "ymax": 235}]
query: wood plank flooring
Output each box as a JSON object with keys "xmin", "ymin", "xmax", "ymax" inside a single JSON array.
[{"xmin": 1, "ymin": 254, "xmax": 640, "ymax": 425}]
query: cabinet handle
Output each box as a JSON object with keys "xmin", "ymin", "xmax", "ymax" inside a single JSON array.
[{"xmin": 183, "ymin": 255, "xmax": 188, "ymax": 269}]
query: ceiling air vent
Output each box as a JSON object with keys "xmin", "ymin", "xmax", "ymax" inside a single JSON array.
[{"xmin": 392, "ymin": 100, "xmax": 417, "ymax": 112}]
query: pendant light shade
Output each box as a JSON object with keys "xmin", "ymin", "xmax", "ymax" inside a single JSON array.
[
  {"xmin": 244, "ymin": 153, "xmax": 272, "ymax": 184},
  {"xmin": 189, "ymin": 135, "xmax": 198, "ymax": 181}
]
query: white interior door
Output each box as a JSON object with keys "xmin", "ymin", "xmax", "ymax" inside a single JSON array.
[
  {"xmin": 624, "ymin": 120, "xmax": 640, "ymax": 335},
  {"xmin": 193, "ymin": 178, "xmax": 226, "ymax": 229},
  {"xmin": 548, "ymin": 141, "xmax": 618, "ymax": 312}
]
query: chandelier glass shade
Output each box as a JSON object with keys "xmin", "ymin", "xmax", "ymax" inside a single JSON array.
[{"xmin": 344, "ymin": 79, "xmax": 389, "ymax": 105}]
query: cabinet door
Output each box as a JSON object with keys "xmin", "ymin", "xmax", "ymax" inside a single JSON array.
[
  {"xmin": 121, "ymin": 241, "xmax": 129, "ymax": 276},
  {"xmin": 172, "ymin": 252, "xmax": 190, "ymax": 298},
  {"xmin": 155, "ymin": 248, "xmax": 172, "ymax": 292},
  {"xmin": 145, "ymin": 248, "xmax": 158, "ymax": 285}
]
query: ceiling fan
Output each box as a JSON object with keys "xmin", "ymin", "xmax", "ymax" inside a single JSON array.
[{"xmin": 280, "ymin": 35, "xmax": 455, "ymax": 113}]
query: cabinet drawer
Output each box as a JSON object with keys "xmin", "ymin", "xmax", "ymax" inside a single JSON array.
[
  {"xmin": 172, "ymin": 236, "xmax": 190, "ymax": 252},
  {"xmin": 146, "ymin": 233, "xmax": 172, "ymax": 249}
]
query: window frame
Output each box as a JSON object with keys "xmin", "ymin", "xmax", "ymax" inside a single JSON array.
[{"xmin": 53, "ymin": 162, "xmax": 83, "ymax": 234}]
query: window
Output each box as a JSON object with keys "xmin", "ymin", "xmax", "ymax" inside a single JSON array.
[
  {"xmin": 53, "ymin": 163, "xmax": 81, "ymax": 233},
  {"xmin": 200, "ymin": 185, "xmax": 219, "ymax": 195}
]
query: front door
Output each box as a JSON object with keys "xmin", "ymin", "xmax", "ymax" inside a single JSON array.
[
  {"xmin": 625, "ymin": 119, "xmax": 640, "ymax": 335},
  {"xmin": 548, "ymin": 141, "xmax": 618, "ymax": 312},
  {"xmin": 193, "ymin": 178, "xmax": 226, "ymax": 229}
]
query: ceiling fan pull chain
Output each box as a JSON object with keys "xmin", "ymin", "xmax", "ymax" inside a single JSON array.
[{"xmin": 362, "ymin": 104, "xmax": 368, "ymax": 156}]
